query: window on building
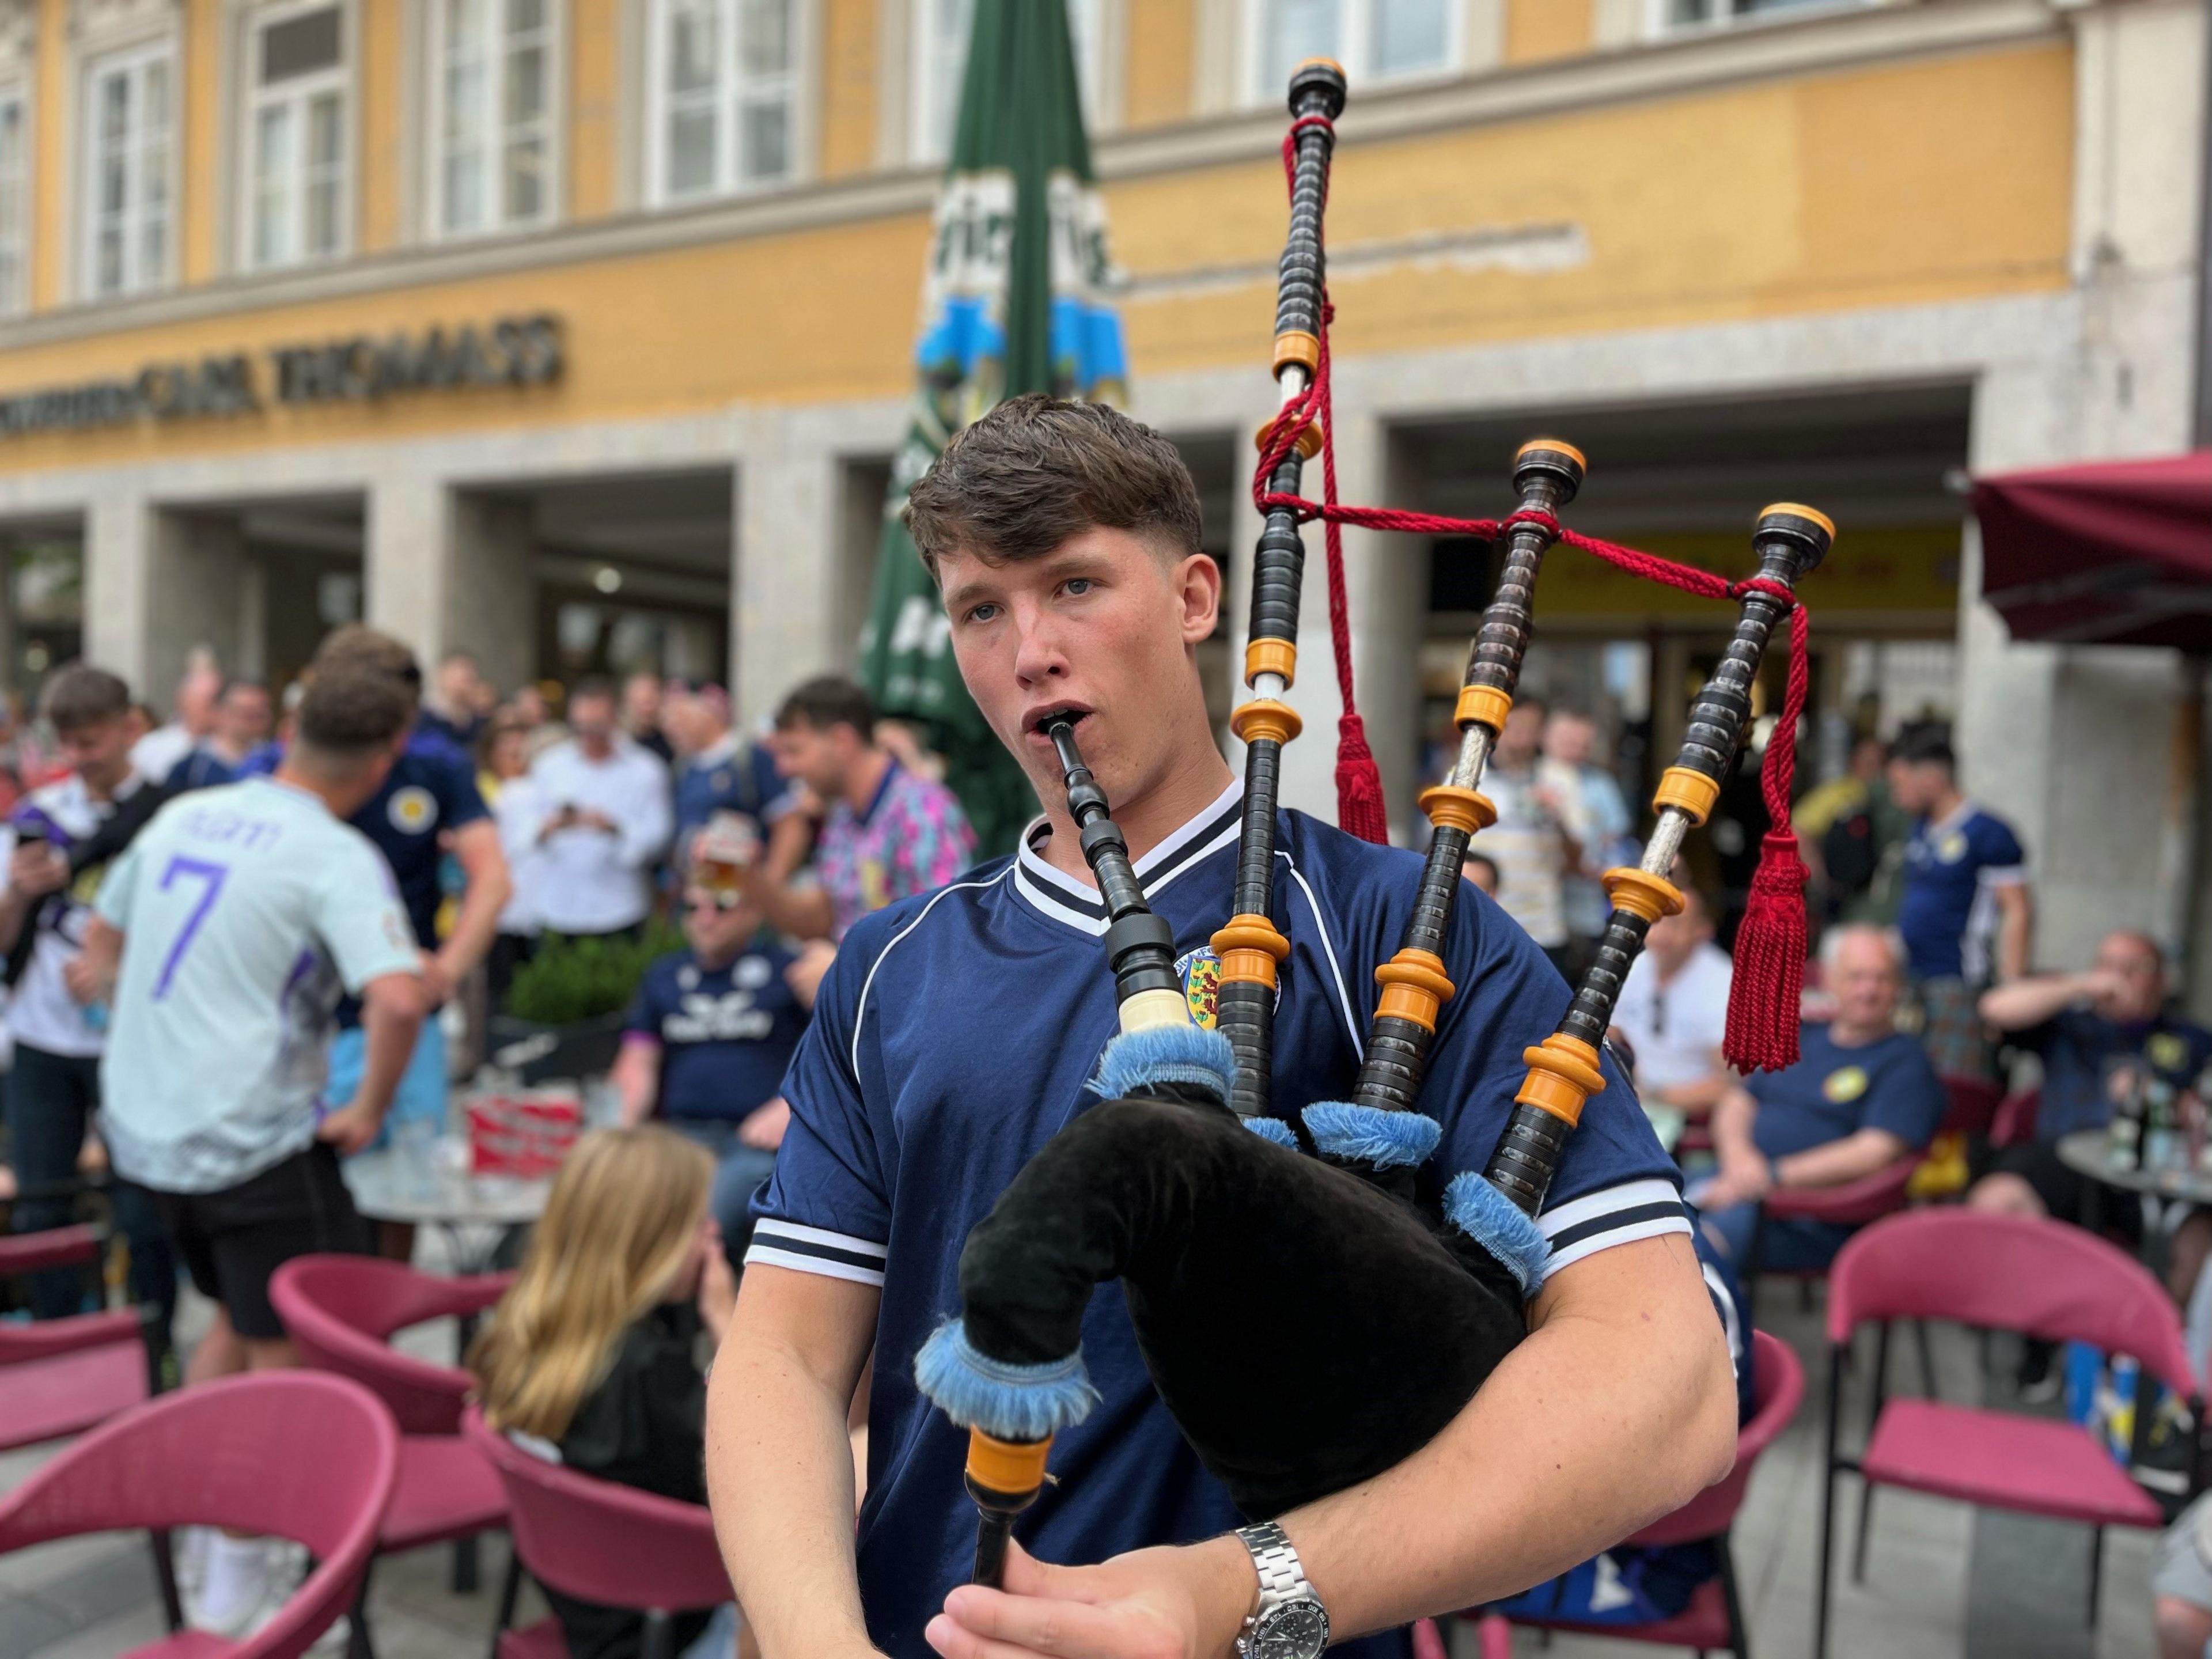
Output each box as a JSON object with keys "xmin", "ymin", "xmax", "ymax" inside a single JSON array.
[
  {"xmin": 244, "ymin": 2, "xmax": 349, "ymax": 270},
  {"xmin": 435, "ymin": 0, "xmax": 557, "ymax": 236},
  {"xmin": 912, "ymin": 0, "xmax": 1099, "ymax": 165},
  {"xmin": 0, "ymin": 86, "xmax": 26, "ymax": 316},
  {"xmin": 1655, "ymin": 0, "xmax": 1856, "ymax": 30},
  {"xmin": 81, "ymin": 42, "xmax": 173, "ymax": 299},
  {"xmin": 649, "ymin": 0, "xmax": 796, "ymax": 203},
  {"xmin": 1248, "ymin": 0, "xmax": 1455, "ymax": 101}
]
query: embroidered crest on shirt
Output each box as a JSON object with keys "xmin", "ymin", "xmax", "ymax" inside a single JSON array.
[
  {"xmin": 1823, "ymin": 1066, "xmax": 1869, "ymax": 1104},
  {"xmin": 387, "ymin": 785, "xmax": 440, "ymax": 834}
]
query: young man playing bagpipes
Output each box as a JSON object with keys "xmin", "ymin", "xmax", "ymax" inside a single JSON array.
[{"xmin": 704, "ymin": 395, "xmax": 1736, "ymax": 1659}]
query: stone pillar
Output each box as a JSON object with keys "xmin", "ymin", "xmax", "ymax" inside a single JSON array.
[
  {"xmin": 84, "ymin": 493, "xmax": 153, "ymax": 688},
  {"xmin": 366, "ymin": 476, "xmax": 451, "ymax": 673},
  {"xmin": 732, "ymin": 446, "xmax": 843, "ymax": 729},
  {"xmin": 447, "ymin": 493, "xmax": 537, "ymax": 697},
  {"xmin": 85, "ymin": 497, "xmax": 247, "ymax": 703}
]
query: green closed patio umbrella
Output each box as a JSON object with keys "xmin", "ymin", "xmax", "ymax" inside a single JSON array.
[{"xmin": 857, "ymin": 0, "xmax": 1127, "ymax": 858}]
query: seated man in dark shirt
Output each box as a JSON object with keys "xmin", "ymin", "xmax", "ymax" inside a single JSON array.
[
  {"xmin": 1970, "ymin": 930, "xmax": 2212, "ymax": 1292},
  {"xmin": 613, "ymin": 874, "xmax": 811, "ymax": 1260},
  {"xmin": 1695, "ymin": 924, "xmax": 1948, "ymax": 1272}
]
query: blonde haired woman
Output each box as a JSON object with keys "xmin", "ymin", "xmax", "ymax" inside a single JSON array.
[{"xmin": 470, "ymin": 1127, "xmax": 737, "ymax": 1659}]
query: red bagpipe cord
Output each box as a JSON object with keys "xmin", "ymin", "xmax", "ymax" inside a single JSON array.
[{"xmin": 1255, "ymin": 115, "xmax": 1807, "ymax": 1072}]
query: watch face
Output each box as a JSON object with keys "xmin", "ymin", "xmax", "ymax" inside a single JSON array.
[{"xmin": 1250, "ymin": 1600, "xmax": 1330, "ymax": 1659}]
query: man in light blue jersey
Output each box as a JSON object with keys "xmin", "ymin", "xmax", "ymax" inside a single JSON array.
[{"xmin": 77, "ymin": 663, "xmax": 427, "ymax": 1388}]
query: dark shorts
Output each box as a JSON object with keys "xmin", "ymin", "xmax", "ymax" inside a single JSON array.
[{"xmin": 147, "ymin": 1142, "xmax": 372, "ymax": 1340}]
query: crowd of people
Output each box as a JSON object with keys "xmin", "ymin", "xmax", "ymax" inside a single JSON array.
[{"xmin": 1, "ymin": 403, "xmax": 2208, "ymax": 1659}]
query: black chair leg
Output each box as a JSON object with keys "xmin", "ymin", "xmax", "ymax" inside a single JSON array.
[
  {"xmin": 2087, "ymin": 1527, "xmax": 2104, "ymax": 1629},
  {"xmin": 349, "ymin": 1562, "xmax": 379, "ymax": 1659},
  {"xmin": 1815, "ymin": 1346, "xmax": 1845, "ymax": 1659},
  {"xmin": 1717, "ymin": 1536, "xmax": 1750, "ymax": 1659},
  {"xmin": 1913, "ymin": 1320, "xmax": 1938, "ymax": 1398},
  {"xmin": 148, "ymin": 1530, "xmax": 184, "ymax": 1632},
  {"xmin": 453, "ymin": 1533, "xmax": 480, "ymax": 1594},
  {"xmin": 1850, "ymin": 1482, "xmax": 1877, "ymax": 1584},
  {"xmin": 642, "ymin": 1609, "xmax": 672, "ymax": 1659},
  {"xmin": 488, "ymin": 1550, "xmax": 525, "ymax": 1659}
]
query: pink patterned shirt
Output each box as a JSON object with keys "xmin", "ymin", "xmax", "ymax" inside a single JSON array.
[{"xmin": 816, "ymin": 762, "xmax": 978, "ymax": 940}]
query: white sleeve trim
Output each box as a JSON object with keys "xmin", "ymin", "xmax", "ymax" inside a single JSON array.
[
  {"xmin": 1537, "ymin": 1176, "xmax": 1692, "ymax": 1282},
  {"xmin": 744, "ymin": 1218, "xmax": 889, "ymax": 1287},
  {"xmin": 1980, "ymin": 865, "xmax": 2029, "ymax": 886}
]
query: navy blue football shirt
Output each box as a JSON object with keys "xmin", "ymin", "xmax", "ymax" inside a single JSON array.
[
  {"xmin": 747, "ymin": 781, "xmax": 1688, "ymax": 1659},
  {"xmin": 2025, "ymin": 1006, "xmax": 2212, "ymax": 1139},
  {"xmin": 1897, "ymin": 802, "xmax": 2027, "ymax": 980},
  {"xmin": 624, "ymin": 942, "xmax": 807, "ymax": 1120},
  {"xmin": 1744, "ymin": 1024, "xmax": 1946, "ymax": 1161}
]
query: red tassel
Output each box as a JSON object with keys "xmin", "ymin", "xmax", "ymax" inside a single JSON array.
[
  {"xmin": 1335, "ymin": 713, "xmax": 1389, "ymax": 845},
  {"xmin": 1724, "ymin": 830, "xmax": 1808, "ymax": 1073}
]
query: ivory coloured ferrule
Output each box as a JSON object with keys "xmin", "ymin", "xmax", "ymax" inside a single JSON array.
[
  {"xmin": 966, "ymin": 1428, "xmax": 1051, "ymax": 1497},
  {"xmin": 1653, "ymin": 766, "xmax": 1722, "ymax": 827},
  {"xmin": 1419, "ymin": 784, "xmax": 1495, "ymax": 835},
  {"xmin": 1514, "ymin": 1035, "xmax": 1607, "ymax": 1128},
  {"xmin": 1454, "ymin": 684, "xmax": 1513, "ymax": 735},
  {"xmin": 1373, "ymin": 950, "xmax": 1456, "ymax": 1033},
  {"xmin": 1230, "ymin": 699, "xmax": 1302, "ymax": 746},
  {"xmin": 1601, "ymin": 868, "xmax": 1684, "ymax": 924},
  {"xmin": 1244, "ymin": 638, "xmax": 1296, "ymax": 690}
]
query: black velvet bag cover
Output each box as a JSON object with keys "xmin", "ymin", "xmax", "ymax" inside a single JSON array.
[{"xmin": 949, "ymin": 1081, "xmax": 1528, "ymax": 1520}]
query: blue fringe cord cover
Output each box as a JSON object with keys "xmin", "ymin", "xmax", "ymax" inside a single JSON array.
[
  {"xmin": 1442, "ymin": 1172, "xmax": 1550, "ymax": 1297},
  {"xmin": 1243, "ymin": 1116, "xmax": 1299, "ymax": 1147},
  {"xmin": 1090, "ymin": 1023, "xmax": 1237, "ymax": 1103},
  {"xmin": 1301, "ymin": 1101, "xmax": 1441, "ymax": 1170},
  {"xmin": 914, "ymin": 1320, "xmax": 1100, "ymax": 1441}
]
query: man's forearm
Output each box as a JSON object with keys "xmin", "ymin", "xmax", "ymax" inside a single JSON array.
[
  {"xmin": 1997, "ymin": 890, "xmax": 2033, "ymax": 982},
  {"xmin": 755, "ymin": 879, "xmax": 835, "ymax": 942},
  {"xmin": 0, "ymin": 889, "xmax": 34, "ymax": 955},
  {"xmin": 355, "ymin": 1001, "xmax": 426, "ymax": 1120},
  {"xmin": 1978, "ymin": 971, "xmax": 2085, "ymax": 1031},
  {"xmin": 708, "ymin": 1327, "xmax": 877, "ymax": 1657},
  {"xmin": 1777, "ymin": 1130, "xmax": 1904, "ymax": 1190},
  {"xmin": 1711, "ymin": 1088, "xmax": 1760, "ymax": 1164},
  {"xmin": 1278, "ymin": 1233, "xmax": 1736, "ymax": 1639},
  {"xmin": 438, "ymin": 836, "xmax": 512, "ymax": 982}
]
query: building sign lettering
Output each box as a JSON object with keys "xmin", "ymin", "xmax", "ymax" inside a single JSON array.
[{"xmin": 0, "ymin": 313, "xmax": 563, "ymax": 439}]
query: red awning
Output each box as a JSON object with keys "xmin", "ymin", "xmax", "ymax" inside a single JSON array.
[{"xmin": 1972, "ymin": 450, "xmax": 2212, "ymax": 648}]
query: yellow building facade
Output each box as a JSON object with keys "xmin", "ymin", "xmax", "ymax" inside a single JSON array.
[{"xmin": 0, "ymin": 0, "xmax": 2201, "ymax": 969}]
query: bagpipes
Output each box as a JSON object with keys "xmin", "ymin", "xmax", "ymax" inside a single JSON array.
[{"xmin": 915, "ymin": 59, "xmax": 1832, "ymax": 1586}]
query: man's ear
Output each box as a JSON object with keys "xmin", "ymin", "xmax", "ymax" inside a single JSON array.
[{"xmin": 1177, "ymin": 554, "xmax": 1222, "ymax": 646}]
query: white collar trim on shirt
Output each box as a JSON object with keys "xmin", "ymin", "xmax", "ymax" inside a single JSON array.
[{"xmin": 1013, "ymin": 779, "xmax": 1244, "ymax": 937}]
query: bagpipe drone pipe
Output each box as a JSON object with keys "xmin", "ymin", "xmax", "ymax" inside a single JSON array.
[{"xmin": 914, "ymin": 58, "xmax": 1834, "ymax": 1587}]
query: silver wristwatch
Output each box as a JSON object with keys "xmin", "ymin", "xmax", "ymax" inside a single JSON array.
[{"xmin": 1233, "ymin": 1521, "xmax": 1330, "ymax": 1659}]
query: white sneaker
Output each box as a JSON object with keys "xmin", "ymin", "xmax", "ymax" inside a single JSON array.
[{"xmin": 191, "ymin": 1533, "xmax": 282, "ymax": 1639}]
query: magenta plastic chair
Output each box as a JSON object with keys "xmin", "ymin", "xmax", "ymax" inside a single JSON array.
[
  {"xmin": 268, "ymin": 1255, "xmax": 512, "ymax": 1630},
  {"xmin": 1487, "ymin": 1330, "xmax": 1805, "ymax": 1657},
  {"xmin": 0, "ymin": 1223, "xmax": 150, "ymax": 1451},
  {"xmin": 463, "ymin": 1403, "xmax": 732, "ymax": 1659},
  {"xmin": 1817, "ymin": 1208, "xmax": 2201, "ymax": 1659},
  {"xmin": 0, "ymin": 1370, "xmax": 397, "ymax": 1659}
]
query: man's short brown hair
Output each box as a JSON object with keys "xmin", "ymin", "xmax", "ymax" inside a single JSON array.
[
  {"xmin": 903, "ymin": 394, "xmax": 1204, "ymax": 574},
  {"xmin": 41, "ymin": 664, "xmax": 132, "ymax": 733},
  {"xmin": 296, "ymin": 662, "xmax": 415, "ymax": 760},
  {"xmin": 774, "ymin": 676, "xmax": 875, "ymax": 740},
  {"xmin": 313, "ymin": 624, "xmax": 423, "ymax": 692}
]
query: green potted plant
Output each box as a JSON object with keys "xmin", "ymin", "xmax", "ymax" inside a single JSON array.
[{"xmin": 491, "ymin": 921, "xmax": 681, "ymax": 1084}]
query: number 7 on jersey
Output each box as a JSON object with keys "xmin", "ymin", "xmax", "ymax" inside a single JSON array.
[{"xmin": 151, "ymin": 856, "xmax": 229, "ymax": 1000}]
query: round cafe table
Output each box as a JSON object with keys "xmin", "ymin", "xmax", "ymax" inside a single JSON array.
[
  {"xmin": 340, "ymin": 1146, "xmax": 553, "ymax": 1277},
  {"xmin": 2053, "ymin": 1128, "xmax": 2212, "ymax": 1275}
]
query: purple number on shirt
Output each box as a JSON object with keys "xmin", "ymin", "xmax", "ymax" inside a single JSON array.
[{"xmin": 151, "ymin": 856, "xmax": 228, "ymax": 1000}]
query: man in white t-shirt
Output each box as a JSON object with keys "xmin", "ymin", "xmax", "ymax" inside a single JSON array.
[
  {"xmin": 1611, "ymin": 885, "xmax": 1734, "ymax": 1118},
  {"xmin": 526, "ymin": 679, "xmax": 672, "ymax": 936},
  {"xmin": 0, "ymin": 666, "xmax": 177, "ymax": 1335},
  {"xmin": 79, "ymin": 664, "xmax": 426, "ymax": 1383}
]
